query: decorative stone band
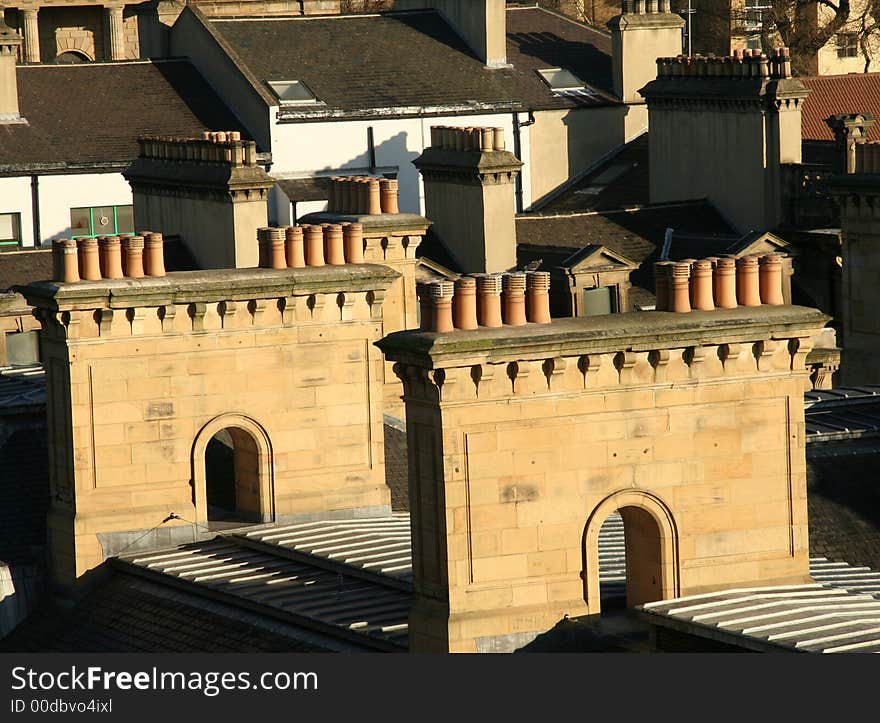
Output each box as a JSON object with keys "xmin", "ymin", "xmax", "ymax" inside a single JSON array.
[
  {"xmin": 259, "ymin": 225, "xmax": 366, "ymax": 269},
  {"xmin": 428, "ymin": 125, "xmax": 506, "ymax": 152},
  {"xmin": 855, "ymin": 141, "xmax": 880, "ymax": 173},
  {"xmin": 655, "ymin": 47, "xmax": 792, "ymax": 80},
  {"xmin": 329, "ymin": 176, "xmax": 399, "ymax": 215},
  {"xmin": 136, "ymin": 132, "xmax": 257, "ymax": 168},
  {"xmin": 654, "ymin": 253, "xmax": 785, "ymax": 312},
  {"xmin": 53, "ymin": 232, "xmax": 166, "ymax": 284}
]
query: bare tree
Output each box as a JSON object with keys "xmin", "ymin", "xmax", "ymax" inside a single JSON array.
[
  {"xmin": 340, "ymin": 0, "xmax": 392, "ymax": 12},
  {"xmin": 760, "ymin": 0, "xmax": 851, "ymax": 74}
]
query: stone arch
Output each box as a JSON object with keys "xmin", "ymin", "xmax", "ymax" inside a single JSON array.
[
  {"xmin": 54, "ymin": 29, "xmax": 95, "ymax": 62},
  {"xmin": 192, "ymin": 413, "xmax": 274, "ymax": 526},
  {"xmin": 55, "ymin": 49, "xmax": 91, "ymax": 64},
  {"xmin": 582, "ymin": 489, "xmax": 679, "ymax": 612}
]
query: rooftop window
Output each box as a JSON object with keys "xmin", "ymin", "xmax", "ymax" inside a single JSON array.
[
  {"xmin": 537, "ymin": 67, "xmax": 587, "ymax": 91},
  {"xmin": 267, "ymin": 80, "xmax": 320, "ymax": 105}
]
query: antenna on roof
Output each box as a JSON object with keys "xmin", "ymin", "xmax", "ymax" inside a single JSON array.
[{"xmin": 660, "ymin": 227, "xmax": 673, "ymax": 260}]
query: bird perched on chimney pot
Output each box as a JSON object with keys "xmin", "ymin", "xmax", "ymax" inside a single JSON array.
[{"xmin": 521, "ymin": 259, "xmax": 542, "ymax": 272}]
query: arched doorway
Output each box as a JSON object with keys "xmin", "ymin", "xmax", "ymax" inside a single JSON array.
[
  {"xmin": 55, "ymin": 50, "xmax": 90, "ymax": 64},
  {"xmin": 584, "ymin": 490, "xmax": 679, "ymax": 613},
  {"xmin": 192, "ymin": 414, "xmax": 274, "ymax": 528}
]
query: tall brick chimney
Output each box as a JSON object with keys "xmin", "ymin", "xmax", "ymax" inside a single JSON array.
[
  {"xmin": 395, "ymin": 0, "xmax": 507, "ymax": 68},
  {"xmin": 0, "ymin": 20, "xmax": 23, "ymax": 123},
  {"xmin": 414, "ymin": 126, "xmax": 521, "ymax": 274}
]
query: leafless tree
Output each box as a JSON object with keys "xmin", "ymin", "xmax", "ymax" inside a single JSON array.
[{"xmin": 759, "ymin": 0, "xmax": 851, "ymax": 74}]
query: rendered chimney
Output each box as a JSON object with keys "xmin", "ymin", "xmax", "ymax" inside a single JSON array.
[
  {"xmin": 736, "ymin": 255, "xmax": 761, "ymax": 306},
  {"xmin": 324, "ymin": 224, "xmax": 345, "ymax": 265},
  {"xmin": 122, "ymin": 236, "xmax": 145, "ymax": 278},
  {"xmin": 526, "ymin": 271, "xmax": 551, "ymax": 324},
  {"xmin": 501, "ymin": 272, "xmax": 527, "ymax": 326},
  {"xmin": 452, "ymin": 276, "xmax": 478, "ymax": 330},
  {"xmin": 758, "ymin": 253, "xmax": 785, "ymax": 305},
  {"xmin": 414, "ymin": 125, "xmax": 522, "ymax": 274},
  {"xmin": 100, "ymin": 236, "xmax": 124, "ymax": 280},
  {"xmin": 343, "ymin": 223, "xmax": 365, "ymax": 264},
  {"xmin": 0, "ymin": 21, "xmax": 22, "ymax": 123},
  {"xmin": 669, "ymin": 262, "xmax": 691, "ymax": 313},
  {"xmin": 285, "ymin": 225, "xmax": 305, "ymax": 268},
  {"xmin": 476, "ymin": 274, "xmax": 503, "ymax": 328}
]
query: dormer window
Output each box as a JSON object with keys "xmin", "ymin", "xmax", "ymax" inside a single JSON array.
[
  {"xmin": 267, "ymin": 80, "xmax": 320, "ymax": 105},
  {"xmin": 536, "ymin": 67, "xmax": 596, "ymax": 101}
]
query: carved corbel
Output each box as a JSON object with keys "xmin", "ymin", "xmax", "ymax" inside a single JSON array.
[
  {"xmin": 649, "ymin": 349, "xmax": 671, "ymax": 383},
  {"xmin": 337, "ymin": 292, "xmax": 355, "ymax": 322},
  {"xmin": 614, "ymin": 351, "xmax": 637, "ymax": 384},
  {"xmin": 278, "ymin": 296, "xmax": 296, "ymax": 326},
  {"xmin": 718, "ymin": 343, "xmax": 743, "ymax": 373},
  {"xmin": 94, "ymin": 309, "xmax": 113, "ymax": 337},
  {"xmin": 542, "ymin": 356, "xmax": 567, "ymax": 390},
  {"xmin": 684, "ymin": 345, "xmax": 707, "ymax": 378},
  {"xmin": 218, "ymin": 300, "xmax": 237, "ymax": 330},
  {"xmin": 753, "ymin": 339, "xmax": 779, "ymax": 372},
  {"xmin": 506, "ymin": 360, "xmax": 531, "ymax": 394},
  {"xmin": 247, "ymin": 299, "xmax": 267, "ymax": 326},
  {"xmin": 188, "ymin": 302, "xmax": 207, "ymax": 332},
  {"xmin": 470, "ymin": 363, "xmax": 495, "ymax": 398},
  {"xmin": 306, "ymin": 294, "xmax": 325, "ymax": 321},
  {"xmin": 788, "ymin": 336, "xmax": 814, "ymax": 372},
  {"xmin": 578, "ymin": 354, "xmax": 601, "ymax": 388},
  {"xmin": 125, "ymin": 307, "xmax": 145, "ymax": 336},
  {"xmin": 367, "ymin": 290, "xmax": 386, "ymax": 321},
  {"xmin": 158, "ymin": 304, "xmax": 176, "ymax": 333}
]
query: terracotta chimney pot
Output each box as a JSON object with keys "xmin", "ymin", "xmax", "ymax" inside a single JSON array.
[
  {"xmin": 653, "ymin": 261, "xmax": 673, "ymax": 311},
  {"xmin": 669, "ymin": 262, "xmax": 691, "ymax": 313},
  {"xmin": 416, "ymin": 282, "xmax": 434, "ymax": 331},
  {"xmin": 526, "ymin": 271, "xmax": 551, "ymax": 324},
  {"xmin": 758, "ymin": 253, "xmax": 785, "ymax": 305},
  {"xmin": 476, "ymin": 274, "xmax": 503, "ymax": 328},
  {"xmin": 493, "ymin": 127, "xmax": 505, "ymax": 151},
  {"xmin": 713, "ymin": 257, "xmax": 737, "ymax": 308},
  {"xmin": 379, "ymin": 179, "xmax": 400, "ymax": 215},
  {"xmin": 303, "ymin": 225, "xmax": 325, "ymax": 266},
  {"xmin": 690, "ymin": 259, "xmax": 714, "ymax": 310},
  {"xmin": 736, "ymin": 255, "xmax": 761, "ymax": 306},
  {"xmin": 343, "ymin": 222, "xmax": 365, "ymax": 264},
  {"xmin": 266, "ymin": 227, "xmax": 286, "ymax": 269},
  {"xmin": 143, "ymin": 232, "xmax": 166, "ymax": 277},
  {"xmin": 323, "ymin": 224, "xmax": 345, "ymax": 265},
  {"xmin": 76, "ymin": 238, "xmax": 100, "ymax": 281},
  {"xmin": 256, "ymin": 227, "xmax": 270, "ymax": 268},
  {"xmin": 480, "ymin": 127, "xmax": 494, "ymax": 152},
  {"xmin": 429, "ymin": 281, "xmax": 455, "ymax": 333},
  {"xmin": 101, "ymin": 236, "xmax": 124, "ymax": 280},
  {"xmin": 367, "ymin": 179, "xmax": 382, "ymax": 215},
  {"xmin": 56, "ymin": 239, "xmax": 79, "ymax": 284},
  {"xmin": 284, "ymin": 225, "xmax": 305, "ymax": 268},
  {"xmin": 502, "ymin": 272, "xmax": 527, "ymax": 326},
  {"xmin": 452, "ymin": 276, "xmax": 478, "ymax": 330},
  {"xmin": 122, "ymin": 235, "xmax": 145, "ymax": 278}
]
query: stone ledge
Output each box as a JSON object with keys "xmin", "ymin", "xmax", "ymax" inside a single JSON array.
[
  {"xmin": 376, "ymin": 305, "xmax": 830, "ymax": 367},
  {"xmin": 298, "ymin": 211, "xmax": 431, "ymax": 236},
  {"xmin": 17, "ymin": 264, "xmax": 401, "ymax": 311}
]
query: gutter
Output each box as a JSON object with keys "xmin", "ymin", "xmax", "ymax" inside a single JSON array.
[
  {"xmin": 30, "ymin": 175, "xmax": 40, "ymax": 247},
  {"xmin": 513, "ymin": 109, "xmax": 536, "ymax": 213}
]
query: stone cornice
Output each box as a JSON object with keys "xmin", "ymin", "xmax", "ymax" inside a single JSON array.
[
  {"xmin": 413, "ymin": 148, "xmax": 523, "ymax": 187},
  {"xmin": 298, "ymin": 211, "xmax": 432, "ymax": 238},
  {"xmin": 377, "ymin": 305, "xmax": 829, "ymax": 369}
]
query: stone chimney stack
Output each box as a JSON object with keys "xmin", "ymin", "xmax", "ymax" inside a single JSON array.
[
  {"xmin": 640, "ymin": 50, "xmax": 810, "ymax": 234},
  {"xmin": 0, "ymin": 20, "xmax": 23, "ymax": 123},
  {"xmin": 826, "ymin": 113, "xmax": 876, "ymax": 174},
  {"xmin": 395, "ymin": 0, "xmax": 507, "ymax": 68},
  {"xmin": 608, "ymin": 0, "xmax": 684, "ymax": 132},
  {"xmin": 414, "ymin": 125, "xmax": 522, "ymax": 274}
]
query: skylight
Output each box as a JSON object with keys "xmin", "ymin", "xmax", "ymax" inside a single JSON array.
[
  {"xmin": 267, "ymin": 80, "xmax": 318, "ymax": 105},
  {"xmin": 537, "ymin": 67, "xmax": 587, "ymax": 91}
]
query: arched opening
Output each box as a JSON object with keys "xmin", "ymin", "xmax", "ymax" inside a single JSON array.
[
  {"xmin": 193, "ymin": 414, "xmax": 274, "ymax": 529},
  {"xmin": 584, "ymin": 491, "xmax": 679, "ymax": 614},
  {"xmin": 204, "ymin": 427, "xmax": 263, "ymax": 527},
  {"xmin": 55, "ymin": 50, "xmax": 90, "ymax": 64}
]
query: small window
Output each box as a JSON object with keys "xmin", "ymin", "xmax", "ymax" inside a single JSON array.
[
  {"xmin": 5, "ymin": 330, "xmax": 40, "ymax": 366},
  {"xmin": 69, "ymin": 205, "xmax": 134, "ymax": 237},
  {"xmin": 745, "ymin": 35, "xmax": 762, "ymax": 50},
  {"xmin": 267, "ymin": 80, "xmax": 319, "ymax": 105},
  {"xmin": 537, "ymin": 67, "xmax": 587, "ymax": 91},
  {"xmin": 0, "ymin": 212, "xmax": 21, "ymax": 249},
  {"xmin": 582, "ymin": 286, "xmax": 616, "ymax": 316},
  {"xmin": 837, "ymin": 32, "xmax": 859, "ymax": 58}
]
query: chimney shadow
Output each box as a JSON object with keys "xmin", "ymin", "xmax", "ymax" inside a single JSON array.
[{"xmin": 507, "ymin": 31, "xmax": 612, "ymax": 93}]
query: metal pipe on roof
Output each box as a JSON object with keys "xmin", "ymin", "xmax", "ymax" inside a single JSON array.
[
  {"xmin": 512, "ymin": 109, "xmax": 535, "ymax": 213},
  {"xmin": 30, "ymin": 174, "xmax": 40, "ymax": 248}
]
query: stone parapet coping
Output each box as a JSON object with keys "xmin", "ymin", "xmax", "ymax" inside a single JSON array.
[
  {"xmin": 377, "ymin": 305, "xmax": 830, "ymax": 367},
  {"xmin": 640, "ymin": 77, "xmax": 809, "ymax": 102},
  {"xmin": 17, "ymin": 264, "xmax": 400, "ymax": 312},
  {"xmin": 413, "ymin": 147, "xmax": 524, "ymax": 174},
  {"xmin": 298, "ymin": 212, "xmax": 432, "ymax": 237}
]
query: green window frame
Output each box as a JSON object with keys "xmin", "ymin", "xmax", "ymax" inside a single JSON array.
[
  {"xmin": 0, "ymin": 212, "xmax": 22, "ymax": 250},
  {"xmin": 69, "ymin": 205, "xmax": 134, "ymax": 238}
]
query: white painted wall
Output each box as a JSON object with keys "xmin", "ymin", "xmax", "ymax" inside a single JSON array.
[
  {"xmin": 0, "ymin": 177, "xmax": 34, "ymax": 248},
  {"xmin": 37, "ymin": 172, "xmax": 132, "ymax": 242},
  {"xmin": 269, "ymin": 112, "xmax": 528, "ymax": 215}
]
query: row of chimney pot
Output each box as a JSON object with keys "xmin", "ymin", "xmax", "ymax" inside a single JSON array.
[
  {"xmin": 655, "ymin": 48, "xmax": 792, "ymax": 80},
  {"xmin": 417, "ymin": 272, "xmax": 551, "ymax": 333},
  {"xmin": 137, "ymin": 132, "xmax": 259, "ymax": 167},
  {"xmin": 326, "ymin": 177, "xmax": 400, "ymax": 215},
  {"xmin": 256, "ymin": 223, "xmax": 365, "ymax": 269},
  {"xmin": 855, "ymin": 141, "xmax": 880, "ymax": 173},
  {"xmin": 622, "ymin": 0, "xmax": 672, "ymax": 12},
  {"xmin": 654, "ymin": 254, "xmax": 785, "ymax": 313},
  {"xmin": 429, "ymin": 126, "xmax": 506, "ymax": 153},
  {"xmin": 53, "ymin": 233, "xmax": 166, "ymax": 284}
]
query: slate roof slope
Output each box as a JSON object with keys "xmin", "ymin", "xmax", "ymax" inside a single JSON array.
[
  {"xmin": 0, "ymin": 60, "xmax": 246, "ymax": 175},
  {"xmin": 800, "ymin": 74, "xmax": 880, "ymax": 142},
  {"xmin": 208, "ymin": 7, "xmax": 617, "ymax": 120}
]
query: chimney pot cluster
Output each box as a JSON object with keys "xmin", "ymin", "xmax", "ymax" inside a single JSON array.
[
  {"xmin": 429, "ymin": 125, "xmax": 506, "ymax": 152},
  {"xmin": 855, "ymin": 141, "xmax": 880, "ymax": 173},
  {"xmin": 417, "ymin": 271, "xmax": 551, "ymax": 333},
  {"xmin": 53, "ymin": 232, "xmax": 166, "ymax": 284},
  {"xmin": 137, "ymin": 132, "xmax": 257, "ymax": 168},
  {"xmin": 257, "ymin": 223, "xmax": 365, "ymax": 269},
  {"xmin": 655, "ymin": 48, "xmax": 792, "ymax": 80},
  {"xmin": 328, "ymin": 177, "xmax": 399, "ymax": 215},
  {"xmin": 654, "ymin": 253, "xmax": 785, "ymax": 312}
]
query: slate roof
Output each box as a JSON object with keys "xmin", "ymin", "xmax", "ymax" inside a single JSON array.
[
  {"xmin": 0, "ymin": 250, "xmax": 53, "ymax": 290},
  {"xmin": 801, "ymin": 74, "xmax": 880, "ymax": 142},
  {"xmin": 206, "ymin": 6, "xmax": 616, "ymax": 121},
  {"xmin": 0, "ymin": 61, "xmax": 246, "ymax": 175}
]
